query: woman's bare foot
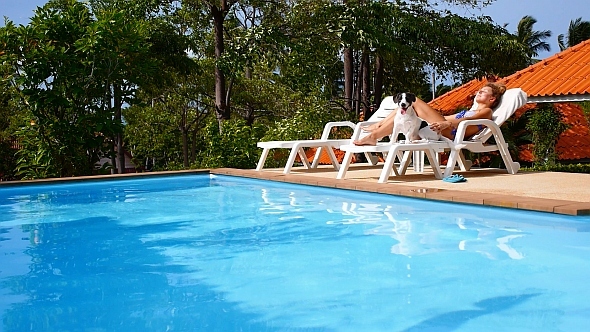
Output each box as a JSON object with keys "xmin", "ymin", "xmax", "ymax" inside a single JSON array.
[{"xmin": 353, "ymin": 136, "xmax": 377, "ymax": 146}]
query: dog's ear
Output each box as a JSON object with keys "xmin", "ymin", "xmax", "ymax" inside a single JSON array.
[
  {"xmin": 407, "ymin": 93, "xmax": 416, "ymax": 103},
  {"xmin": 393, "ymin": 93, "xmax": 402, "ymax": 103}
]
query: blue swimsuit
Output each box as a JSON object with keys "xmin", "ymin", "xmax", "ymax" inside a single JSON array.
[{"xmin": 451, "ymin": 109, "xmax": 485, "ymax": 137}]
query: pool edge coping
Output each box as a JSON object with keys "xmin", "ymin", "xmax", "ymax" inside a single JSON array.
[
  {"xmin": 210, "ymin": 168, "xmax": 590, "ymax": 217},
  {"xmin": 1, "ymin": 168, "xmax": 588, "ymax": 216}
]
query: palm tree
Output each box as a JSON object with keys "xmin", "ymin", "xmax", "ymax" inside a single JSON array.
[
  {"xmin": 515, "ymin": 16, "xmax": 552, "ymax": 63},
  {"xmin": 558, "ymin": 18, "xmax": 590, "ymax": 51}
]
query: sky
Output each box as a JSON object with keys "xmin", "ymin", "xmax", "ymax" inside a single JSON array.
[{"xmin": 1, "ymin": 0, "xmax": 589, "ymax": 59}]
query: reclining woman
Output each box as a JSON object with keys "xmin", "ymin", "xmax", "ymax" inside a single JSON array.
[{"xmin": 353, "ymin": 82, "xmax": 507, "ymax": 146}]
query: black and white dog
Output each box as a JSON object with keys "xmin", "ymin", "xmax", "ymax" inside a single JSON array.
[{"xmin": 391, "ymin": 92, "xmax": 441, "ymax": 143}]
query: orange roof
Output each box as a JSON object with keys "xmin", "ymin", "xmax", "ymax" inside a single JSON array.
[
  {"xmin": 431, "ymin": 40, "xmax": 590, "ymax": 113},
  {"xmin": 502, "ymin": 40, "xmax": 590, "ymax": 102},
  {"xmin": 428, "ymin": 41, "xmax": 590, "ymax": 162},
  {"xmin": 555, "ymin": 103, "xmax": 590, "ymax": 161}
]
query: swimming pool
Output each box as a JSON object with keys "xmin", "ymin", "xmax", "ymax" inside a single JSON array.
[{"xmin": 0, "ymin": 174, "xmax": 589, "ymax": 331}]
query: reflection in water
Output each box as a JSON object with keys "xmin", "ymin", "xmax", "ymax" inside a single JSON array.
[{"xmin": 327, "ymin": 201, "xmax": 526, "ymax": 260}]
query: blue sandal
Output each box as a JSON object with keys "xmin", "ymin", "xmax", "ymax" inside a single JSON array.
[{"xmin": 442, "ymin": 174, "xmax": 467, "ymax": 183}]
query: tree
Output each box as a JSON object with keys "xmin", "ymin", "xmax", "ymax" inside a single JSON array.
[
  {"xmin": 515, "ymin": 15, "xmax": 551, "ymax": 64},
  {"xmin": 0, "ymin": 0, "xmax": 160, "ymax": 178},
  {"xmin": 558, "ymin": 17, "xmax": 590, "ymax": 51}
]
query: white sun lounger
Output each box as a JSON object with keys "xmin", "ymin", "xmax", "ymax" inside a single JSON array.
[
  {"xmin": 337, "ymin": 88, "xmax": 527, "ymax": 182},
  {"xmin": 442, "ymin": 88, "xmax": 527, "ymax": 177},
  {"xmin": 256, "ymin": 96, "xmax": 398, "ymax": 174}
]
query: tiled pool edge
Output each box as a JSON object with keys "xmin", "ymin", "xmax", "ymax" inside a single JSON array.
[
  {"xmin": 211, "ymin": 168, "xmax": 590, "ymax": 216},
  {"xmin": 0, "ymin": 170, "xmax": 209, "ymax": 188},
  {"xmin": 1, "ymin": 168, "xmax": 588, "ymax": 216}
]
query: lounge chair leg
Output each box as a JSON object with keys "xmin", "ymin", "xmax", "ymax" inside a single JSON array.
[
  {"xmin": 325, "ymin": 147, "xmax": 341, "ymax": 171},
  {"xmin": 337, "ymin": 151, "xmax": 354, "ymax": 179},
  {"xmin": 284, "ymin": 144, "xmax": 310, "ymax": 174},
  {"xmin": 311, "ymin": 147, "xmax": 322, "ymax": 168},
  {"xmin": 379, "ymin": 147, "xmax": 401, "ymax": 183},
  {"xmin": 444, "ymin": 150, "xmax": 460, "ymax": 178},
  {"xmin": 365, "ymin": 152, "xmax": 379, "ymax": 165},
  {"xmin": 398, "ymin": 151, "xmax": 412, "ymax": 175},
  {"xmin": 424, "ymin": 149, "xmax": 443, "ymax": 179},
  {"xmin": 413, "ymin": 151, "xmax": 425, "ymax": 172},
  {"xmin": 256, "ymin": 148, "xmax": 270, "ymax": 171},
  {"xmin": 458, "ymin": 151, "xmax": 472, "ymax": 171}
]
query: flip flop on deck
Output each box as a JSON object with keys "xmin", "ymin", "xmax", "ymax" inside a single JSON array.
[{"xmin": 442, "ymin": 174, "xmax": 467, "ymax": 183}]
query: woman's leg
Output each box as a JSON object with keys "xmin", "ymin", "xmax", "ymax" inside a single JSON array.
[
  {"xmin": 354, "ymin": 97, "xmax": 447, "ymax": 145},
  {"xmin": 362, "ymin": 108, "xmax": 397, "ymax": 132},
  {"xmin": 353, "ymin": 119, "xmax": 394, "ymax": 145},
  {"xmin": 412, "ymin": 97, "xmax": 445, "ymax": 123}
]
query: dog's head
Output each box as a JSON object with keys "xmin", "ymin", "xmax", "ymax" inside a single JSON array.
[{"xmin": 393, "ymin": 92, "xmax": 416, "ymax": 115}]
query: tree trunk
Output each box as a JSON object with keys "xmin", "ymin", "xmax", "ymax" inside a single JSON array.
[
  {"xmin": 361, "ymin": 50, "xmax": 370, "ymax": 119},
  {"xmin": 181, "ymin": 107, "xmax": 189, "ymax": 168},
  {"xmin": 113, "ymin": 83, "xmax": 124, "ymax": 174},
  {"xmin": 182, "ymin": 129, "xmax": 189, "ymax": 168},
  {"xmin": 343, "ymin": 47, "xmax": 354, "ymax": 112},
  {"xmin": 212, "ymin": 4, "xmax": 229, "ymax": 130},
  {"xmin": 373, "ymin": 54, "xmax": 384, "ymax": 110},
  {"xmin": 190, "ymin": 130, "xmax": 197, "ymax": 164},
  {"xmin": 355, "ymin": 51, "xmax": 363, "ymax": 116}
]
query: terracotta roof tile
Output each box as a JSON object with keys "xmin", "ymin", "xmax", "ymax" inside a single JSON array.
[
  {"xmin": 502, "ymin": 40, "xmax": 590, "ymax": 99},
  {"xmin": 554, "ymin": 103, "xmax": 590, "ymax": 161}
]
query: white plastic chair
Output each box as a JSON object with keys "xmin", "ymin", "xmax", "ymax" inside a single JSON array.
[
  {"xmin": 337, "ymin": 88, "xmax": 528, "ymax": 182},
  {"xmin": 442, "ymin": 88, "xmax": 528, "ymax": 177},
  {"xmin": 256, "ymin": 96, "xmax": 398, "ymax": 174}
]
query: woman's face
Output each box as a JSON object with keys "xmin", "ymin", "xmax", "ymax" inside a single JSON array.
[{"xmin": 475, "ymin": 86, "xmax": 495, "ymax": 106}]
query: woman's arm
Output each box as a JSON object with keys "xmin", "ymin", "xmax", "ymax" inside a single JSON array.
[
  {"xmin": 430, "ymin": 107, "xmax": 493, "ymax": 138},
  {"xmin": 447, "ymin": 107, "xmax": 492, "ymax": 129}
]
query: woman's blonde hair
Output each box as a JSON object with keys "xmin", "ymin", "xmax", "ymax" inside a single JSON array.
[{"xmin": 485, "ymin": 82, "xmax": 507, "ymax": 109}]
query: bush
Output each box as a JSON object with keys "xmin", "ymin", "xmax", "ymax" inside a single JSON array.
[
  {"xmin": 526, "ymin": 104, "xmax": 568, "ymax": 167},
  {"xmin": 193, "ymin": 117, "xmax": 266, "ymax": 169},
  {"xmin": 523, "ymin": 163, "xmax": 590, "ymax": 173},
  {"xmin": 259, "ymin": 98, "xmax": 355, "ymax": 168},
  {"xmin": 0, "ymin": 140, "xmax": 18, "ymax": 181}
]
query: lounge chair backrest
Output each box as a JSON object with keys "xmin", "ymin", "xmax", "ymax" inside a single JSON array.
[
  {"xmin": 470, "ymin": 88, "xmax": 528, "ymax": 142},
  {"xmin": 368, "ymin": 96, "xmax": 398, "ymax": 122}
]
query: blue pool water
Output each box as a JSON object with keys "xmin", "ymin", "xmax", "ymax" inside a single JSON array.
[{"xmin": 1, "ymin": 174, "xmax": 589, "ymax": 331}]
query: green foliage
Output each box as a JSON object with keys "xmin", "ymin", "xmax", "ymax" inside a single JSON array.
[
  {"xmin": 526, "ymin": 104, "xmax": 569, "ymax": 166},
  {"xmin": 523, "ymin": 163, "xmax": 590, "ymax": 174},
  {"xmin": 123, "ymin": 101, "xmax": 183, "ymax": 170},
  {"xmin": 579, "ymin": 101, "xmax": 590, "ymax": 124},
  {"xmin": 13, "ymin": 123, "xmax": 59, "ymax": 180},
  {"xmin": 501, "ymin": 111, "xmax": 533, "ymax": 162},
  {"xmin": 0, "ymin": 140, "xmax": 18, "ymax": 181},
  {"xmin": 0, "ymin": 1, "xmax": 120, "ymax": 177},
  {"xmin": 193, "ymin": 117, "xmax": 266, "ymax": 169},
  {"xmin": 261, "ymin": 98, "xmax": 352, "ymax": 142},
  {"xmin": 515, "ymin": 15, "xmax": 552, "ymax": 61},
  {"xmin": 558, "ymin": 17, "xmax": 590, "ymax": 51},
  {"xmin": 259, "ymin": 97, "xmax": 354, "ymax": 168}
]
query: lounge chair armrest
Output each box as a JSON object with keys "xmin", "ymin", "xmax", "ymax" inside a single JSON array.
[
  {"xmin": 453, "ymin": 119, "xmax": 501, "ymax": 144},
  {"xmin": 320, "ymin": 121, "xmax": 357, "ymax": 140},
  {"xmin": 350, "ymin": 121, "xmax": 380, "ymax": 140}
]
